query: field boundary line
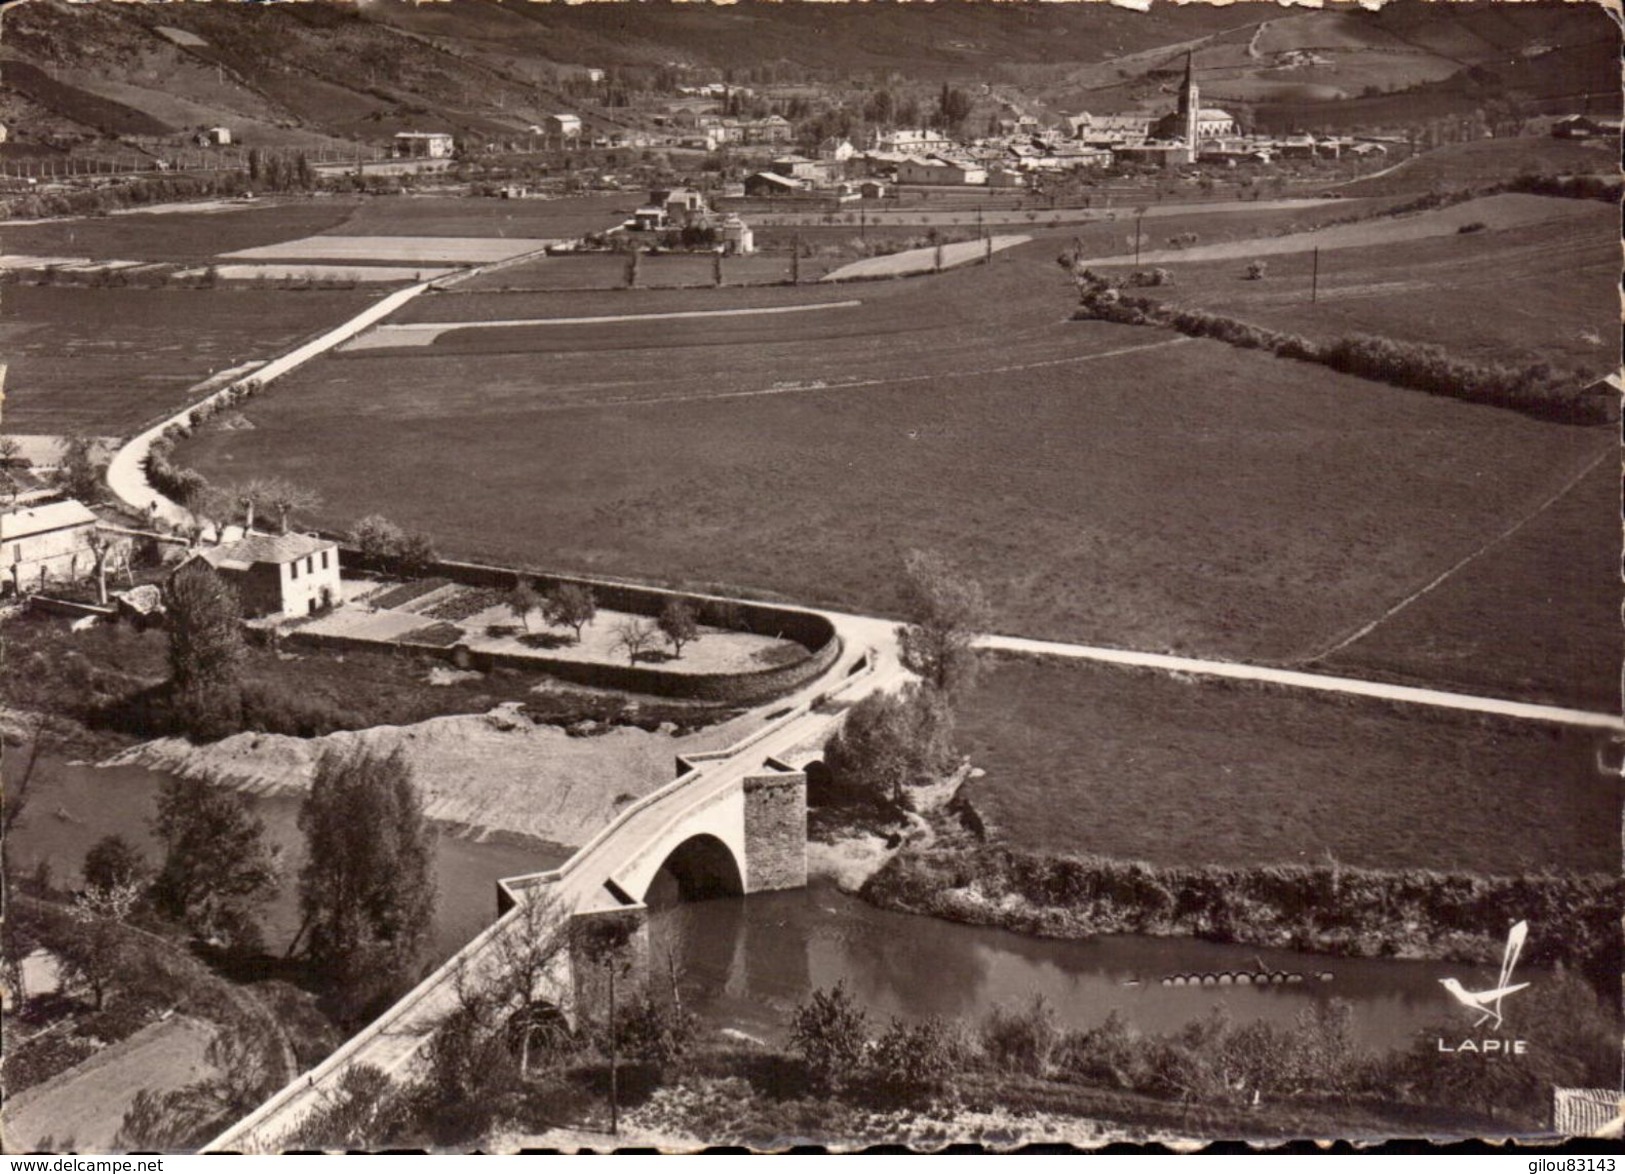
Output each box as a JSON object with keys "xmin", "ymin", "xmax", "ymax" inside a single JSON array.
[
  {"xmin": 1305, "ymin": 445, "xmax": 1615, "ymax": 665},
  {"xmin": 351, "ymin": 299, "xmax": 866, "ymax": 349},
  {"xmin": 474, "ymin": 335, "xmax": 1199, "ymax": 414},
  {"xmin": 978, "ymin": 634, "xmax": 1623, "ymax": 730}
]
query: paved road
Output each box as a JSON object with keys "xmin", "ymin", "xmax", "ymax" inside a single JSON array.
[
  {"xmin": 104, "ymin": 280, "xmax": 437, "ymax": 528},
  {"xmin": 977, "ymin": 634, "xmax": 1622, "ymax": 730}
]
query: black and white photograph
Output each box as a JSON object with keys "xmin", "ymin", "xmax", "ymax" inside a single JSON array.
[{"xmin": 0, "ymin": 0, "xmax": 1620, "ymax": 1154}]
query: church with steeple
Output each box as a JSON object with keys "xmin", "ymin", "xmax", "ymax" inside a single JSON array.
[{"xmin": 1152, "ymin": 52, "xmax": 1238, "ymax": 162}]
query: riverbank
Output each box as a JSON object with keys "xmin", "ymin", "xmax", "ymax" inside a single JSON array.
[{"xmin": 859, "ymin": 814, "xmax": 1620, "ymax": 992}]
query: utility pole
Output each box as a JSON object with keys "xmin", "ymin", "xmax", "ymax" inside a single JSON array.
[
  {"xmin": 607, "ymin": 962, "xmax": 619, "ymax": 1136},
  {"xmin": 1311, "ymin": 246, "xmax": 1320, "ymax": 304},
  {"xmin": 1134, "ymin": 212, "xmax": 1143, "ymax": 265}
]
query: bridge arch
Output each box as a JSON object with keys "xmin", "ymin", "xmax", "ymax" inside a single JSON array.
[{"xmin": 652, "ymin": 832, "xmax": 745, "ymax": 902}]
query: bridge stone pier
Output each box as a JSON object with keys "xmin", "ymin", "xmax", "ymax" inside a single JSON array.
[{"xmin": 500, "ymin": 758, "xmax": 809, "ymax": 1022}]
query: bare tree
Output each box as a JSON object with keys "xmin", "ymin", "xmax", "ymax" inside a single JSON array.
[
  {"xmin": 612, "ymin": 617, "xmax": 659, "ymax": 666},
  {"xmin": 480, "ymin": 891, "xmax": 572, "ymax": 1077},
  {"xmin": 257, "ymin": 477, "xmax": 322, "ymax": 535}
]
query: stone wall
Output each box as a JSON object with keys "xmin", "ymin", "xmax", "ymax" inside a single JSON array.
[
  {"xmin": 742, "ymin": 767, "xmax": 808, "ymax": 893},
  {"xmin": 321, "ymin": 552, "xmax": 844, "ymax": 704}
]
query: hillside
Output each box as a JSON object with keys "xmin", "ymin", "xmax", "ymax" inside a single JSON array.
[{"xmin": 0, "ymin": 0, "xmax": 1615, "ymax": 158}]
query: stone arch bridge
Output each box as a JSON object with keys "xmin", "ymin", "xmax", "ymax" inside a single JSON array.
[{"xmin": 207, "ymin": 641, "xmax": 894, "ymax": 1152}]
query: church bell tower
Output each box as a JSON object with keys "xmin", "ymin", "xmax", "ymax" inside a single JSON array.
[{"xmin": 1178, "ymin": 51, "xmax": 1199, "ymax": 161}]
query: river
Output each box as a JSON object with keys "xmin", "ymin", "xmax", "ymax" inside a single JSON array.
[
  {"xmin": 7, "ymin": 755, "xmax": 568, "ymax": 963},
  {"xmin": 11, "ymin": 755, "xmax": 1471, "ymax": 1052}
]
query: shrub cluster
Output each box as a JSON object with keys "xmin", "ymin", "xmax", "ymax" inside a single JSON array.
[
  {"xmin": 1071, "ymin": 273, "xmax": 1606, "ymax": 424},
  {"xmin": 144, "ymin": 378, "xmax": 268, "ymax": 515},
  {"xmin": 1502, "ymin": 170, "xmax": 1621, "ymax": 203},
  {"xmin": 865, "ymin": 844, "xmax": 1622, "ymax": 994},
  {"xmin": 351, "ymin": 515, "xmax": 439, "ymax": 577}
]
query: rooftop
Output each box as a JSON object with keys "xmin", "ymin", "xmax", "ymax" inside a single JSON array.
[{"xmin": 1, "ymin": 499, "xmax": 98, "ymax": 542}]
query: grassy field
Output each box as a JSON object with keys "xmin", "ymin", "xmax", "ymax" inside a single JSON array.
[
  {"xmin": 955, "ymin": 654, "xmax": 1615, "ymax": 875},
  {"xmin": 1320, "ymin": 459, "xmax": 1620, "ymax": 712},
  {"xmin": 1338, "ymin": 137, "xmax": 1619, "ymax": 199},
  {"xmin": 325, "ymin": 194, "xmax": 628, "ymax": 239},
  {"xmin": 1, "ymin": 199, "xmax": 360, "ymax": 262},
  {"xmin": 1090, "ymin": 205, "xmax": 1618, "ymax": 373},
  {"xmin": 1076, "ymin": 193, "xmax": 1602, "ymax": 267},
  {"xmin": 179, "ymin": 240, "xmax": 1615, "ymax": 705},
  {"xmin": 1, "ymin": 284, "xmax": 383, "ymax": 434}
]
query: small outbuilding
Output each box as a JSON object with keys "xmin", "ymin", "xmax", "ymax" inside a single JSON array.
[
  {"xmin": 720, "ymin": 214, "xmax": 755, "ymax": 255},
  {"xmin": 187, "ymin": 532, "xmax": 341, "ymax": 618},
  {"xmin": 1, "ymin": 499, "xmax": 99, "ymax": 595}
]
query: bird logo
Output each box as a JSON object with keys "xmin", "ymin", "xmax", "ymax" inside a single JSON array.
[{"xmin": 1439, "ymin": 920, "xmax": 1529, "ymax": 1031}]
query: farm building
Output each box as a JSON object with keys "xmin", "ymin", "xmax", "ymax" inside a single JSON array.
[
  {"xmin": 540, "ymin": 113, "xmax": 582, "ymax": 144},
  {"xmin": 743, "ymin": 171, "xmax": 804, "ymax": 197},
  {"xmin": 653, "ymin": 186, "xmax": 707, "ymax": 219},
  {"xmin": 1, "ymin": 499, "xmax": 99, "ymax": 595},
  {"xmin": 1552, "ymin": 114, "xmax": 1622, "ymax": 139},
  {"xmin": 631, "ymin": 204, "xmax": 669, "ymax": 231},
  {"xmin": 895, "ymin": 156, "xmax": 986, "ymax": 185},
  {"xmin": 769, "ymin": 155, "xmax": 823, "ymax": 181},
  {"xmin": 186, "ymin": 532, "xmax": 341, "ymax": 618},
  {"xmin": 204, "ymin": 126, "xmax": 232, "ymax": 146},
  {"xmin": 394, "ymin": 132, "xmax": 455, "ymax": 159}
]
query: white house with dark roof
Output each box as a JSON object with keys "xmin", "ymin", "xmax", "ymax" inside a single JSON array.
[{"xmin": 188, "ymin": 532, "xmax": 340, "ymax": 618}]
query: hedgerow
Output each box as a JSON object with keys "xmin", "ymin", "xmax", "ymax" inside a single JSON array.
[{"xmin": 1069, "ymin": 271, "xmax": 1606, "ymax": 424}]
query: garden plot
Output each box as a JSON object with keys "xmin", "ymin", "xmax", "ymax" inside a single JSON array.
[
  {"xmin": 455, "ymin": 601, "xmax": 801, "ymax": 675},
  {"xmin": 222, "ymin": 235, "xmax": 553, "ymax": 265},
  {"xmin": 298, "ymin": 580, "xmax": 805, "ymax": 676}
]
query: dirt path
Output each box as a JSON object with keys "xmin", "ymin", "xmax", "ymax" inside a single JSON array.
[
  {"xmin": 976, "ymin": 634, "xmax": 1621, "ymax": 730},
  {"xmin": 3, "ymin": 1016, "xmax": 219, "ymax": 1152},
  {"xmin": 1306, "ymin": 445, "xmax": 1616, "ymax": 664}
]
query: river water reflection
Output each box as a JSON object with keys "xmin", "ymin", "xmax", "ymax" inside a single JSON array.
[
  {"xmin": 7, "ymin": 755, "xmax": 568, "ymax": 964},
  {"xmin": 647, "ymin": 876, "xmax": 1470, "ymax": 1054}
]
